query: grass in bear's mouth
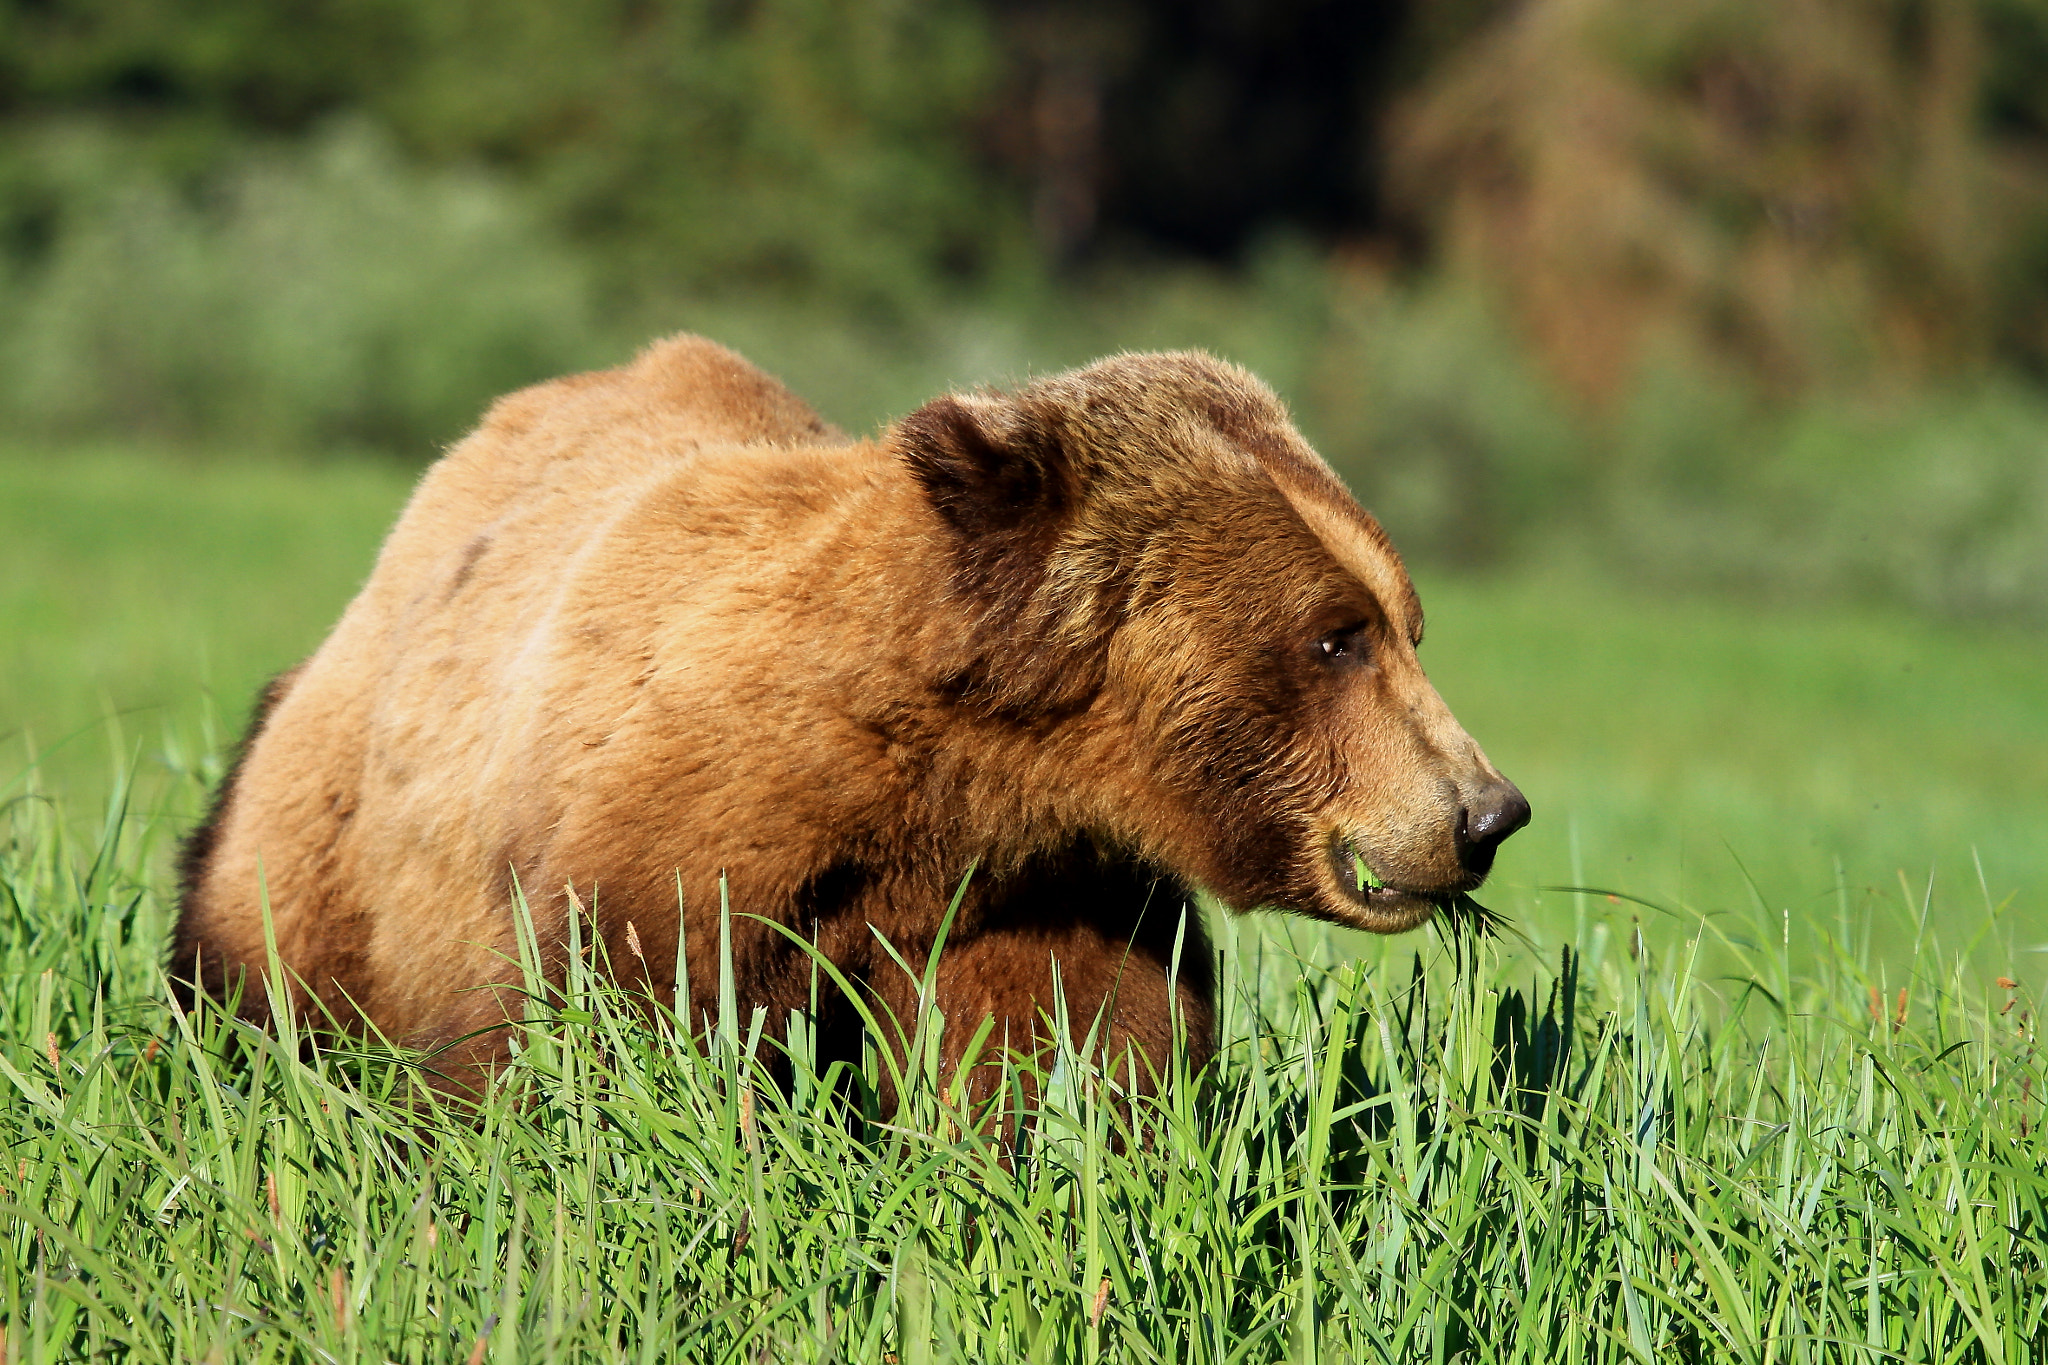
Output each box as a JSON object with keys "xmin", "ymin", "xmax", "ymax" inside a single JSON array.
[
  {"xmin": 1433, "ymin": 889, "xmax": 1507, "ymax": 942},
  {"xmin": 1341, "ymin": 835, "xmax": 1507, "ymax": 943},
  {"xmin": 1347, "ymin": 843, "xmax": 1386, "ymax": 893}
]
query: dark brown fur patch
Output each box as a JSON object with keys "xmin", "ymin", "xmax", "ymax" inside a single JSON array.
[
  {"xmin": 171, "ymin": 663, "xmax": 303, "ymax": 1012},
  {"xmin": 445, "ymin": 533, "xmax": 492, "ymax": 601}
]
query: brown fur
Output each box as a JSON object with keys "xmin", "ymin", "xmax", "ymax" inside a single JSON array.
[{"xmin": 174, "ymin": 334, "xmax": 1525, "ymax": 1088}]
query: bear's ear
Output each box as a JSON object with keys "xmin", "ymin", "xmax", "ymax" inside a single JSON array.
[
  {"xmin": 897, "ymin": 393, "xmax": 1108, "ymax": 715},
  {"xmin": 897, "ymin": 395, "xmax": 1071, "ymax": 539}
]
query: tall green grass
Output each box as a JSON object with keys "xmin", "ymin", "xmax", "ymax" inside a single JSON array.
[{"xmin": 1, "ymin": 771, "xmax": 2041, "ymax": 1362}]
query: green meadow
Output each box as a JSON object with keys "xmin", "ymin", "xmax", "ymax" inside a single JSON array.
[{"xmin": 2, "ymin": 442, "xmax": 2043, "ymax": 1360}]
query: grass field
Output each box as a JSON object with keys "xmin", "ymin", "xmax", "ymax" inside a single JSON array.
[{"xmin": 2, "ymin": 443, "xmax": 2044, "ymax": 1360}]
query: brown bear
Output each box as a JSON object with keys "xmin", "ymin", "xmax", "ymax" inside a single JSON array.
[{"xmin": 174, "ymin": 334, "xmax": 1528, "ymax": 1089}]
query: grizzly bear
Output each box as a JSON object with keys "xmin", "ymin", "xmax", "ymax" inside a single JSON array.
[{"xmin": 174, "ymin": 334, "xmax": 1528, "ymax": 1089}]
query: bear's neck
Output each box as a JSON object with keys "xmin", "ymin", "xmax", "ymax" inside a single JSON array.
[{"xmin": 793, "ymin": 457, "xmax": 1151, "ymax": 882}]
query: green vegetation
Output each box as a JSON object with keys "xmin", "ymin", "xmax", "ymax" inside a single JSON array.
[
  {"xmin": 0, "ymin": 445, "xmax": 416, "ymax": 797},
  {"xmin": 8, "ymin": 0, "xmax": 2048, "ymax": 624},
  {"xmin": 1415, "ymin": 559, "xmax": 2048, "ymax": 957},
  {"xmin": 2, "ymin": 766, "xmax": 2041, "ymax": 1360}
]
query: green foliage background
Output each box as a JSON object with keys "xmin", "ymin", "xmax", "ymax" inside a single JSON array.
[{"xmin": 3, "ymin": 0, "xmax": 2048, "ymax": 621}]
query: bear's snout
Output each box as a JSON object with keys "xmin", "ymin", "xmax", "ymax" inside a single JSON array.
[{"xmin": 1455, "ymin": 779, "xmax": 1531, "ymax": 878}]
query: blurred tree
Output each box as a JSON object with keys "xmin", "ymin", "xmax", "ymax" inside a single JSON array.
[
  {"xmin": 0, "ymin": 0, "xmax": 1011, "ymax": 310},
  {"xmin": 0, "ymin": 0, "xmax": 1481, "ymax": 280},
  {"xmin": 982, "ymin": 0, "xmax": 1422, "ymax": 266},
  {"xmin": 0, "ymin": 0, "xmax": 407, "ymax": 131},
  {"xmin": 1383, "ymin": 0, "xmax": 2048, "ymax": 402},
  {"xmin": 6, "ymin": 0, "xmax": 2048, "ymax": 394},
  {"xmin": 373, "ymin": 0, "xmax": 1011, "ymax": 310}
]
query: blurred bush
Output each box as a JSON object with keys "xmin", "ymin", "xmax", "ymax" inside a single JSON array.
[
  {"xmin": 1386, "ymin": 0, "xmax": 2048, "ymax": 402},
  {"xmin": 1299, "ymin": 266, "xmax": 2048, "ymax": 622},
  {"xmin": 1606, "ymin": 362, "xmax": 2048, "ymax": 620},
  {"xmin": 1307, "ymin": 270, "xmax": 1583, "ymax": 569},
  {"xmin": 0, "ymin": 0, "xmax": 1011, "ymax": 304},
  {"xmin": 1, "ymin": 0, "xmax": 2045, "ymax": 622},
  {"xmin": 0, "ymin": 120, "xmax": 605, "ymax": 450}
]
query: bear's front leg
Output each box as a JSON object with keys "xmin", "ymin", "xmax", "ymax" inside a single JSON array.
[
  {"xmin": 928, "ymin": 915, "xmax": 1216, "ymax": 1095},
  {"xmin": 859, "ymin": 854, "xmax": 1215, "ymax": 1114}
]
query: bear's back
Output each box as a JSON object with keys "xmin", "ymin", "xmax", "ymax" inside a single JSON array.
[
  {"xmin": 175, "ymin": 335, "xmax": 849, "ymax": 1043},
  {"xmin": 367, "ymin": 335, "xmax": 841, "ymax": 609}
]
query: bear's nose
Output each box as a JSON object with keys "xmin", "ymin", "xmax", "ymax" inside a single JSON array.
[{"xmin": 1457, "ymin": 780, "xmax": 1531, "ymax": 875}]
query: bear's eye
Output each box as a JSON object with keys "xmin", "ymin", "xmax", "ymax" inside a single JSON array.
[{"xmin": 1314, "ymin": 624, "xmax": 1370, "ymax": 668}]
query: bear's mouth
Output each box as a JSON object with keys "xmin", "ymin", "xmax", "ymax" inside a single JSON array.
[
  {"xmin": 1324, "ymin": 831, "xmax": 1441, "ymax": 930},
  {"xmin": 1325, "ymin": 831, "xmax": 1508, "ymax": 939}
]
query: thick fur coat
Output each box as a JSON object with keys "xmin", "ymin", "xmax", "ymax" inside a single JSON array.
[{"xmin": 175, "ymin": 335, "xmax": 1527, "ymax": 1084}]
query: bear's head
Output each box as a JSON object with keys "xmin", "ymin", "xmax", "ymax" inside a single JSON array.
[{"xmin": 895, "ymin": 351, "xmax": 1528, "ymax": 933}]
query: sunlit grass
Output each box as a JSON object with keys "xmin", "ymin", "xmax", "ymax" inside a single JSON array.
[
  {"xmin": 1412, "ymin": 555, "xmax": 2048, "ymax": 967},
  {"xmin": 1, "ymin": 777, "xmax": 2041, "ymax": 1362},
  {"xmin": 0, "ymin": 445, "xmax": 413, "ymax": 801}
]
